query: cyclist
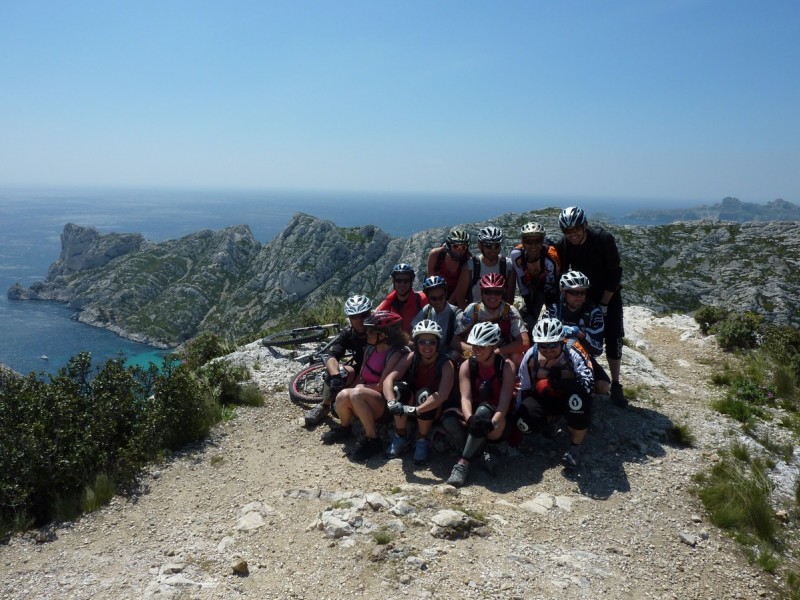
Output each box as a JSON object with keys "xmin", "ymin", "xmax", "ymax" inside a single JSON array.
[
  {"xmin": 555, "ymin": 206, "xmax": 627, "ymax": 407},
  {"xmin": 509, "ymin": 221, "xmax": 560, "ymax": 327},
  {"xmin": 443, "ymin": 322, "xmax": 516, "ymax": 487},
  {"xmin": 411, "ymin": 275, "xmax": 463, "ymax": 361},
  {"xmin": 303, "ymin": 294, "xmax": 373, "ymax": 427},
  {"xmin": 452, "ymin": 226, "xmax": 516, "ymax": 309},
  {"xmin": 514, "ymin": 317, "xmax": 594, "ymax": 469},
  {"xmin": 454, "ymin": 273, "xmax": 530, "ymax": 366},
  {"xmin": 376, "ymin": 263, "xmax": 429, "ymax": 333},
  {"xmin": 383, "ymin": 319, "xmax": 457, "ymax": 465},
  {"xmin": 321, "ymin": 311, "xmax": 410, "ymax": 462},
  {"xmin": 426, "ymin": 227, "xmax": 472, "ymax": 306},
  {"xmin": 547, "ymin": 271, "xmax": 611, "ymax": 397}
]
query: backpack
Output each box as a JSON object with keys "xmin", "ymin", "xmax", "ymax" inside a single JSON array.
[
  {"xmin": 468, "ymin": 353, "xmax": 505, "ymax": 385},
  {"xmin": 405, "ymin": 352, "xmax": 460, "ymax": 405}
]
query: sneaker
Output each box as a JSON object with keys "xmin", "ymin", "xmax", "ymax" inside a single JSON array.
[
  {"xmin": 413, "ymin": 438, "xmax": 431, "ymax": 466},
  {"xmin": 386, "ymin": 431, "xmax": 410, "ymax": 459},
  {"xmin": 610, "ymin": 382, "xmax": 628, "ymax": 407},
  {"xmin": 481, "ymin": 451, "xmax": 500, "ymax": 475},
  {"xmin": 446, "ymin": 463, "xmax": 469, "ymax": 487},
  {"xmin": 351, "ymin": 437, "xmax": 383, "ymax": 462},
  {"xmin": 562, "ymin": 444, "xmax": 583, "ymax": 469},
  {"xmin": 321, "ymin": 425, "xmax": 353, "ymax": 445},
  {"xmin": 304, "ymin": 403, "xmax": 330, "ymax": 427}
]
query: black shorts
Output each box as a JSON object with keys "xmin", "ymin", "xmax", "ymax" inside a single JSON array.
[{"xmin": 604, "ymin": 294, "xmax": 624, "ymax": 360}]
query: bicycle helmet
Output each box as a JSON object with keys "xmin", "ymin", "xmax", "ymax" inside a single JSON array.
[
  {"xmin": 391, "ymin": 263, "xmax": 415, "ymax": 280},
  {"xmin": 446, "ymin": 227, "xmax": 470, "ymax": 246},
  {"xmin": 532, "ymin": 317, "xmax": 564, "ymax": 344},
  {"xmin": 343, "ymin": 294, "xmax": 372, "ymax": 316},
  {"xmin": 364, "ymin": 310, "xmax": 403, "ymax": 331},
  {"xmin": 560, "ymin": 271, "xmax": 590, "ymax": 291},
  {"xmin": 479, "ymin": 272, "xmax": 506, "ymax": 290},
  {"xmin": 521, "ymin": 222, "xmax": 546, "ymax": 237},
  {"xmin": 422, "ymin": 275, "xmax": 447, "ymax": 293},
  {"xmin": 558, "ymin": 206, "xmax": 587, "ymax": 231},
  {"xmin": 478, "ymin": 226, "xmax": 503, "ymax": 244},
  {"xmin": 467, "ymin": 322, "xmax": 502, "ymax": 347},
  {"xmin": 412, "ymin": 319, "xmax": 443, "ymax": 340}
]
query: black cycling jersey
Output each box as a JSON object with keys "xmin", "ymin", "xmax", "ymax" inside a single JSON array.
[{"xmin": 327, "ymin": 326, "xmax": 368, "ymax": 372}]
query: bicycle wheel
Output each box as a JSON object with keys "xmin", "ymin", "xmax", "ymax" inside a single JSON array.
[
  {"xmin": 262, "ymin": 326, "xmax": 327, "ymax": 347},
  {"xmin": 289, "ymin": 363, "xmax": 327, "ymax": 404}
]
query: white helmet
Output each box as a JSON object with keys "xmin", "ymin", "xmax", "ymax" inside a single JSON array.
[
  {"xmin": 478, "ymin": 226, "xmax": 503, "ymax": 244},
  {"xmin": 467, "ymin": 322, "xmax": 502, "ymax": 346},
  {"xmin": 558, "ymin": 206, "xmax": 587, "ymax": 230},
  {"xmin": 532, "ymin": 318, "xmax": 564, "ymax": 344},
  {"xmin": 521, "ymin": 222, "xmax": 546, "ymax": 236},
  {"xmin": 412, "ymin": 319, "xmax": 443, "ymax": 340},
  {"xmin": 344, "ymin": 294, "xmax": 372, "ymax": 316},
  {"xmin": 560, "ymin": 271, "xmax": 590, "ymax": 291}
]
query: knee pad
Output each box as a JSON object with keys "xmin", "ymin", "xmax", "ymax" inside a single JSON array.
[
  {"xmin": 565, "ymin": 392, "xmax": 591, "ymax": 430},
  {"xmin": 474, "ymin": 403, "xmax": 494, "ymax": 420},
  {"xmin": 515, "ymin": 396, "xmax": 547, "ymax": 434}
]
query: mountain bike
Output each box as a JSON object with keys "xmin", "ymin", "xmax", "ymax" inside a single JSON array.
[
  {"xmin": 262, "ymin": 323, "xmax": 341, "ymax": 348},
  {"xmin": 266, "ymin": 323, "xmax": 354, "ymax": 405}
]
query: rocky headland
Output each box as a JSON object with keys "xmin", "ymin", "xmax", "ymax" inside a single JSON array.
[{"xmin": 7, "ymin": 209, "xmax": 800, "ymax": 347}]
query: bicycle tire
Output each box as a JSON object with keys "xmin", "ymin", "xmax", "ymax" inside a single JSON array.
[
  {"xmin": 288, "ymin": 363, "xmax": 327, "ymax": 404},
  {"xmin": 262, "ymin": 326, "xmax": 327, "ymax": 347}
]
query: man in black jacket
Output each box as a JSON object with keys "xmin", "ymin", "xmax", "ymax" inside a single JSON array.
[{"xmin": 555, "ymin": 207, "xmax": 627, "ymax": 407}]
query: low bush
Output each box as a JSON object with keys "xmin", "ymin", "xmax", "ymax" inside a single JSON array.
[
  {"xmin": 712, "ymin": 311, "xmax": 763, "ymax": 352},
  {"xmin": 695, "ymin": 305, "xmax": 730, "ymax": 335},
  {"xmin": 0, "ymin": 333, "xmax": 257, "ymax": 537}
]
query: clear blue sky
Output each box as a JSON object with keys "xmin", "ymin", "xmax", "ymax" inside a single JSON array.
[{"xmin": 1, "ymin": 0, "xmax": 798, "ymax": 202}]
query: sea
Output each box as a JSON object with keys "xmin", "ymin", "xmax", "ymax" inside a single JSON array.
[{"xmin": 0, "ymin": 186, "xmax": 703, "ymax": 376}]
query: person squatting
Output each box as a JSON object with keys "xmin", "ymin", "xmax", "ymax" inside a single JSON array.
[{"xmin": 306, "ymin": 206, "xmax": 626, "ymax": 487}]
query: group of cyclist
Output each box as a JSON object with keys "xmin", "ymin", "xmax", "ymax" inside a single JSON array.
[{"xmin": 303, "ymin": 206, "xmax": 626, "ymax": 487}]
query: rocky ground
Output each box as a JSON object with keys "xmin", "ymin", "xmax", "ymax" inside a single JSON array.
[{"xmin": 0, "ymin": 307, "xmax": 785, "ymax": 599}]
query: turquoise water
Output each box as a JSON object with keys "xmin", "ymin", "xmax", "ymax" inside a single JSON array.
[{"xmin": 0, "ymin": 186, "xmax": 702, "ymax": 375}]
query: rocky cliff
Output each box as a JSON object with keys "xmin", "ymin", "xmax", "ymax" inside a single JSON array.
[{"xmin": 8, "ymin": 211, "xmax": 800, "ymax": 346}]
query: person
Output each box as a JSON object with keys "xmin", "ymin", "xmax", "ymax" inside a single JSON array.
[
  {"xmin": 509, "ymin": 221, "xmax": 560, "ymax": 327},
  {"xmin": 442, "ymin": 322, "xmax": 516, "ymax": 487},
  {"xmin": 376, "ymin": 263, "xmax": 429, "ymax": 333},
  {"xmin": 411, "ymin": 275, "xmax": 463, "ymax": 361},
  {"xmin": 426, "ymin": 227, "xmax": 472, "ymax": 306},
  {"xmin": 304, "ymin": 294, "xmax": 373, "ymax": 426},
  {"xmin": 321, "ymin": 310, "xmax": 410, "ymax": 462},
  {"xmin": 453, "ymin": 273, "xmax": 530, "ymax": 366},
  {"xmin": 452, "ymin": 226, "xmax": 515, "ymax": 309},
  {"xmin": 383, "ymin": 319, "xmax": 457, "ymax": 465},
  {"xmin": 554, "ymin": 206, "xmax": 627, "ymax": 407},
  {"xmin": 514, "ymin": 317, "xmax": 594, "ymax": 469},
  {"xmin": 548, "ymin": 271, "xmax": 611, "ymax": 397}
]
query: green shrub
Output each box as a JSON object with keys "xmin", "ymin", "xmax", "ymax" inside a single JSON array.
[
  {"xmin": 152, "ymin": 361, "xmax": 218, "ymax": 450},
  {"xmin": 181, "ymin": 332, "xmax": 236, "ymax": 371},
  {"xmin": 81, "ymin": 473, "xmax": 115, "ymax": 513},
  {"xmin": 696, "ymin": 456, "xmax": 776, "ymax": 544},
  {"xmin": 712, "ymin": 312, "xmax": 764, "ymax": 351},
  {"xmin": 695, "ymin": 305, "xmax": 730, "ymax": 335}
]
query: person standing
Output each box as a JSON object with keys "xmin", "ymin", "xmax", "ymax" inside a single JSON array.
[
  {"xmin": 554, "ymin": 206, "xmax": 627, "ymax": 407},
  {"xmin": 376, "ymin": 263, "xmax": 429, "ymax": 333}
]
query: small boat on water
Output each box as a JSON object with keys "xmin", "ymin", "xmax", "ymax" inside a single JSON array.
[{"xmin": 40, "ymin": 354, "xmax": 49, "ymax": 360}]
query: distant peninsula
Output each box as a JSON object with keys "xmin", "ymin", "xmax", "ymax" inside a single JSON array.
[{"xmin": 624, "ymin": 197, "xmax": 800, "ymax": 224}]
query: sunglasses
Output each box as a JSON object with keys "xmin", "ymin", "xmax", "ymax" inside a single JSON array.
[
  {"xmin": 538, "ymin": 342, "xmax": 561, "ymax": 350},
  {"xmin": 394, "ymin": 278, "xmax": 412, "ymax": 284},
  {"xmin": 428, "ymin": 294, "xmax": 446, "ymax": 301},
  {"xmin": 416, "ymin": 339, "xmax": 438, "ymax": 347},
  {"xmin": 481, "ymin": 243, "xmax": 501, "ymax": 249},
  {"xmin": 566, "ymin": 290, "xmax": 587, "ymax": 296},
  {"xmin": 482, "ymin": 289, "xmax": 503, "ymax": 297},
  {"xmin": 450, "ymin": 243, "xmax": 468, "ymax": 250},
  {"xmin": 522, "ymin": 237, "xmax": 543, "ymax": 244},
  {"xmin": 563, "ymin": 226, "xmax": 584, "ymax": 235}
]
